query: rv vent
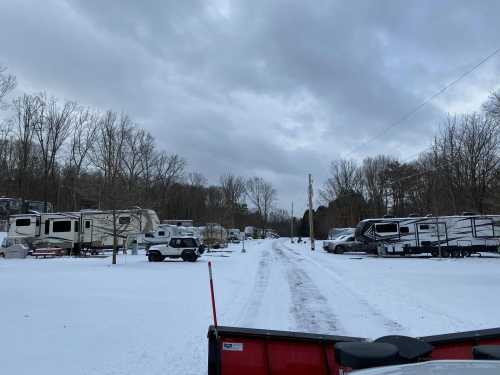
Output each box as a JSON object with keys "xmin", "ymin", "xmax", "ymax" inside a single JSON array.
[
  {"xmin": 408, "ymin": 213, "xmax": 419, "ymax": 217},
  {"xmin": 383, "ymin": 214, "xmax": 395, "ymax": 218},
  {"xmin": 461, "ymin": 211, "xmax": 478, "ymax": 216},
  {"xmin": 426, "ymin": 214, "xmax": 434, "ymax": 217}
]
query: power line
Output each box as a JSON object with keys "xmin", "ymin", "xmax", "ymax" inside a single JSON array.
[
  {"xmin": 343, "ymin": 46, "xmax": 500, "ymax": 160},
  {"xmin": 388, "ymin": 157, "xmax": 455, "ymax": 185}
]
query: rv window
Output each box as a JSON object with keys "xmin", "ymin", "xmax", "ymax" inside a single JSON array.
[
  {"xmin": 400, "ymin": 226, "xmax": 409, "ymax": 234},
  {"xmin": 74, "ymin": 221, "xmax": 79, "ymax": 232},
  {"xmin": 15, "ymin": 218, "xmax": 31, "ymax": 227},
  {"xmin": 375, "ymin": 223, "xmax": 398, "ymax": 234},
  {"xmin": 419, "ymin": 224, "xmax": 430, "ymax": 231},
  {"xmin": 158, "ymin": 231, "xmax": 165, "ymax": 236},
  {"xmin": 119, "ymin": 216, "xmax": 131, "ymax": 225},
  {"xmin": 85, "ymin": 221, "xmax": 91, "ymax": 229},
  {"xmin": 53, "ymin": 220, "xmax": 71, "ymax": 233},
  {"xmin": 145, "ymin": 233, "xmax": 154, "ymax": 238},
  {"xmin": 45, "ymin": 220, "xmax": 49, "ymax": 234}
]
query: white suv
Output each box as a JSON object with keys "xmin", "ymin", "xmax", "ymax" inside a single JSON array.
[{"xmin": 147, "ymin": 236, "xmax": 203, "ymax": 262}]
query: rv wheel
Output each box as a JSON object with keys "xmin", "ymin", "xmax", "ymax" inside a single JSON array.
[
  {"xmin": 451, "ymin": 249, "xmax": 462, "ymax": 258},
  {"xmin": 335, "ymin": 245, "xmax": 345, "ymax": 254},
  {"xmin": 431, "ymin": 250, "xmax": 439, "ymax": 257},
  {"xmin": 441, "ymin": 249, "xmax": 450, "ymax": 258}
]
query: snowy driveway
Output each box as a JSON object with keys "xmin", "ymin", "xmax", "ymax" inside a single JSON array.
[{"xmin": 1, "ymin": 238, "xmax": 500, "ymax": 374}]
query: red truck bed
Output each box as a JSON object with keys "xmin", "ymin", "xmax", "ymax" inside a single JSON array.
[{"xmin": 208, "ymin": 326, "xmax": 500, "ymax": 374}]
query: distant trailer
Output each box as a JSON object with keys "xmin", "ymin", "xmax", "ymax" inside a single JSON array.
[
  {"xmin": 8, "ymin": 209, "xmax": 160, "ymax": 252},
  {"xmin": 355, "ymin": 214, "xmax": 500, "ymax": 257}
]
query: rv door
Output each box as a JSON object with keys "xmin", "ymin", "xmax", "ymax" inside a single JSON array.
[{"xmin": 83, "ymin": 219, "xmax": 93, "ymax": 244}]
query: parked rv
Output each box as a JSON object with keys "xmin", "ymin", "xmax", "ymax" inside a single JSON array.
[
  {"xmin": 355, "ymin": 214, "xmax": 500, "ymax": 257},
  {"xmin": 7, "ymin": 209, "xmax": 159, "ymax": 253}
]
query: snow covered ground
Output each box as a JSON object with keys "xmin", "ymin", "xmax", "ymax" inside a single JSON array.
[{"xmin": 1, "ymin": 238, "xmax": 500, "ymax": 374}]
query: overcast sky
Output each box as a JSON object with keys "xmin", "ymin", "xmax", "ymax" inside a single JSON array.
[{"xmin": 1, "ymin": 1, "xmax": 500, "ymax": 214}]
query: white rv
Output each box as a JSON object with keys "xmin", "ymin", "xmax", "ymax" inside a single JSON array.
[
  {"xmin": 355, "ymin": 214, "xmax": 500, "ymax": 257},
  {"xmin": 8, "ymin": 209, "xmax": 159, "ymax": 251}
]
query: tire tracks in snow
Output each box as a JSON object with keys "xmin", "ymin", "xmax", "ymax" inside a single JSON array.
[
  {"xmin": 272, "ymin": 241, "xmax": 341, "ymax": 334},
  {"xmin": 281, "ymin": 243, "xmax": 475, "ymax": 333},
  {"xmin": 277, "ymin": 240, "xmax": 405, "ymax": 334},
  {"xmin": 238, "ymin": 248, "xmax": 273, "ymax": 326}
]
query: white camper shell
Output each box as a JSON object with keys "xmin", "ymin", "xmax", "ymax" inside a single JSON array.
[
  {"xmin": 355, "ymin": 214, "xmax": 500, "ymax": 257},
  {"xmin": 8, "ymin": 209, "xmax": 159, "ymax": 251}
]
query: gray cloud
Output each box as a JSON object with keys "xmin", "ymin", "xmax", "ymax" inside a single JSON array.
[{"xmin": 1, "ymin": 0, "xmax": 500, "ymax": 213}]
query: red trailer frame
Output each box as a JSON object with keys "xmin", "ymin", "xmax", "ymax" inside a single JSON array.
[{"xmin": 208, "ymin": 326, "xmax": 500, "ymax": 374}]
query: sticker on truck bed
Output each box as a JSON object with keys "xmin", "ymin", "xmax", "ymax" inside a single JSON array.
[{"xmin": 222, "ymin": 342, "xmax": 244, "ymax": 351}]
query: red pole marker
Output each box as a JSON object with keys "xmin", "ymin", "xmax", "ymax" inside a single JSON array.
[{"xmin": 208, "ymin": 261, "xmax": 218, "ymax": 328}]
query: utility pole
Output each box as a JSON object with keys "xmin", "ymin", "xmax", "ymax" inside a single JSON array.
[
  {"xmin": 290, "ymin": 201, "xmax": 294, "ymax": 243},
  {"xmin": 308, "ymin": 174, "xmax": 315, "ymax": 251}
]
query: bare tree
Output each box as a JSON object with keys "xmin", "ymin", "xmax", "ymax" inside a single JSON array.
[
  {"xmin": 0, "ymin": 120, "xmax": 15, "ymax": 194},
  {"xmin": 137, "ymin": 131, "xmax": 157, "ymax": 203},
  {"xmin": 361, "ymin": 155, "xmax": 393, "ymax": 216},
  {"xmin": 67, "ymin": 107, "xmax": 99, "ymax": 209},
  {"xmin": 320, "ymin": 159, "xmax": 363, "ymax": 204},
  {"xmin": 34, "ymin": 95, "xmax": 76, "ymax": 210},
  {"xmin": 153, "ymin": 152, "xmax": 186, "ymax": 217},
  {"xmin": 12, "ymin": 94, "xmax": 43, "ymax": 199},
  {"xmin": 220, "ymin": 173, "xmax": 246, "ymax": 227},
  {"xmin": 90, "ymin": 110, "xmax": 129, "ymax": 264},
  {"xmin": 0, "ymin": 66, "xmax": 16, "ymax": 109},
  {"xmin": 483, "ymin": 91, "xmax": 500, "ymax": 120},
  {"xmin": 433, "ymin": 113, "xmax": 500, "ymax": 213},
  {"xmin": 187, "ymin": 172, "xmax": 207, "ymax": 187},
  {"xmin": 245, "ymin": 177, "xmax": 276, "ymax": 225},
  {"xmin": 122, "ymin": 126, "xmax": 145, "ymax": 198}
]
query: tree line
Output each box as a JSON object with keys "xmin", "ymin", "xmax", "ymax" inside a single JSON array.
[
  {"xmin": 301, "ymin": 91, "xmax": 500, "ymax": 239},
  {"xmin": 0, "ymin": 66, "xmax": 289, "ymax": 233}
]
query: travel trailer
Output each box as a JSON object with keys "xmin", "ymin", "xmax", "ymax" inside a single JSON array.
[
  {"xmin": 8, "ymin": 209, "xmax": 159, "ymax": 251},
  {"xmin": 355, "ymin": 214, "xmax": 500, "ymax": 256}
]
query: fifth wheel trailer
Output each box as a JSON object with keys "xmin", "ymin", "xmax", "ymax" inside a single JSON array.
[
  {"xmin": 8, "ymin": 209, "xmax": 159, "ymax": 251},
  {"xmin": 355, "ymin": 214, "xmax": 500, "ymax": 256}
]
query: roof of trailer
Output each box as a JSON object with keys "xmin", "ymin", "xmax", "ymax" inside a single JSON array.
[{"xmin": 360, "ymin": 215, "xmax": 500, "ymax": 222}]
